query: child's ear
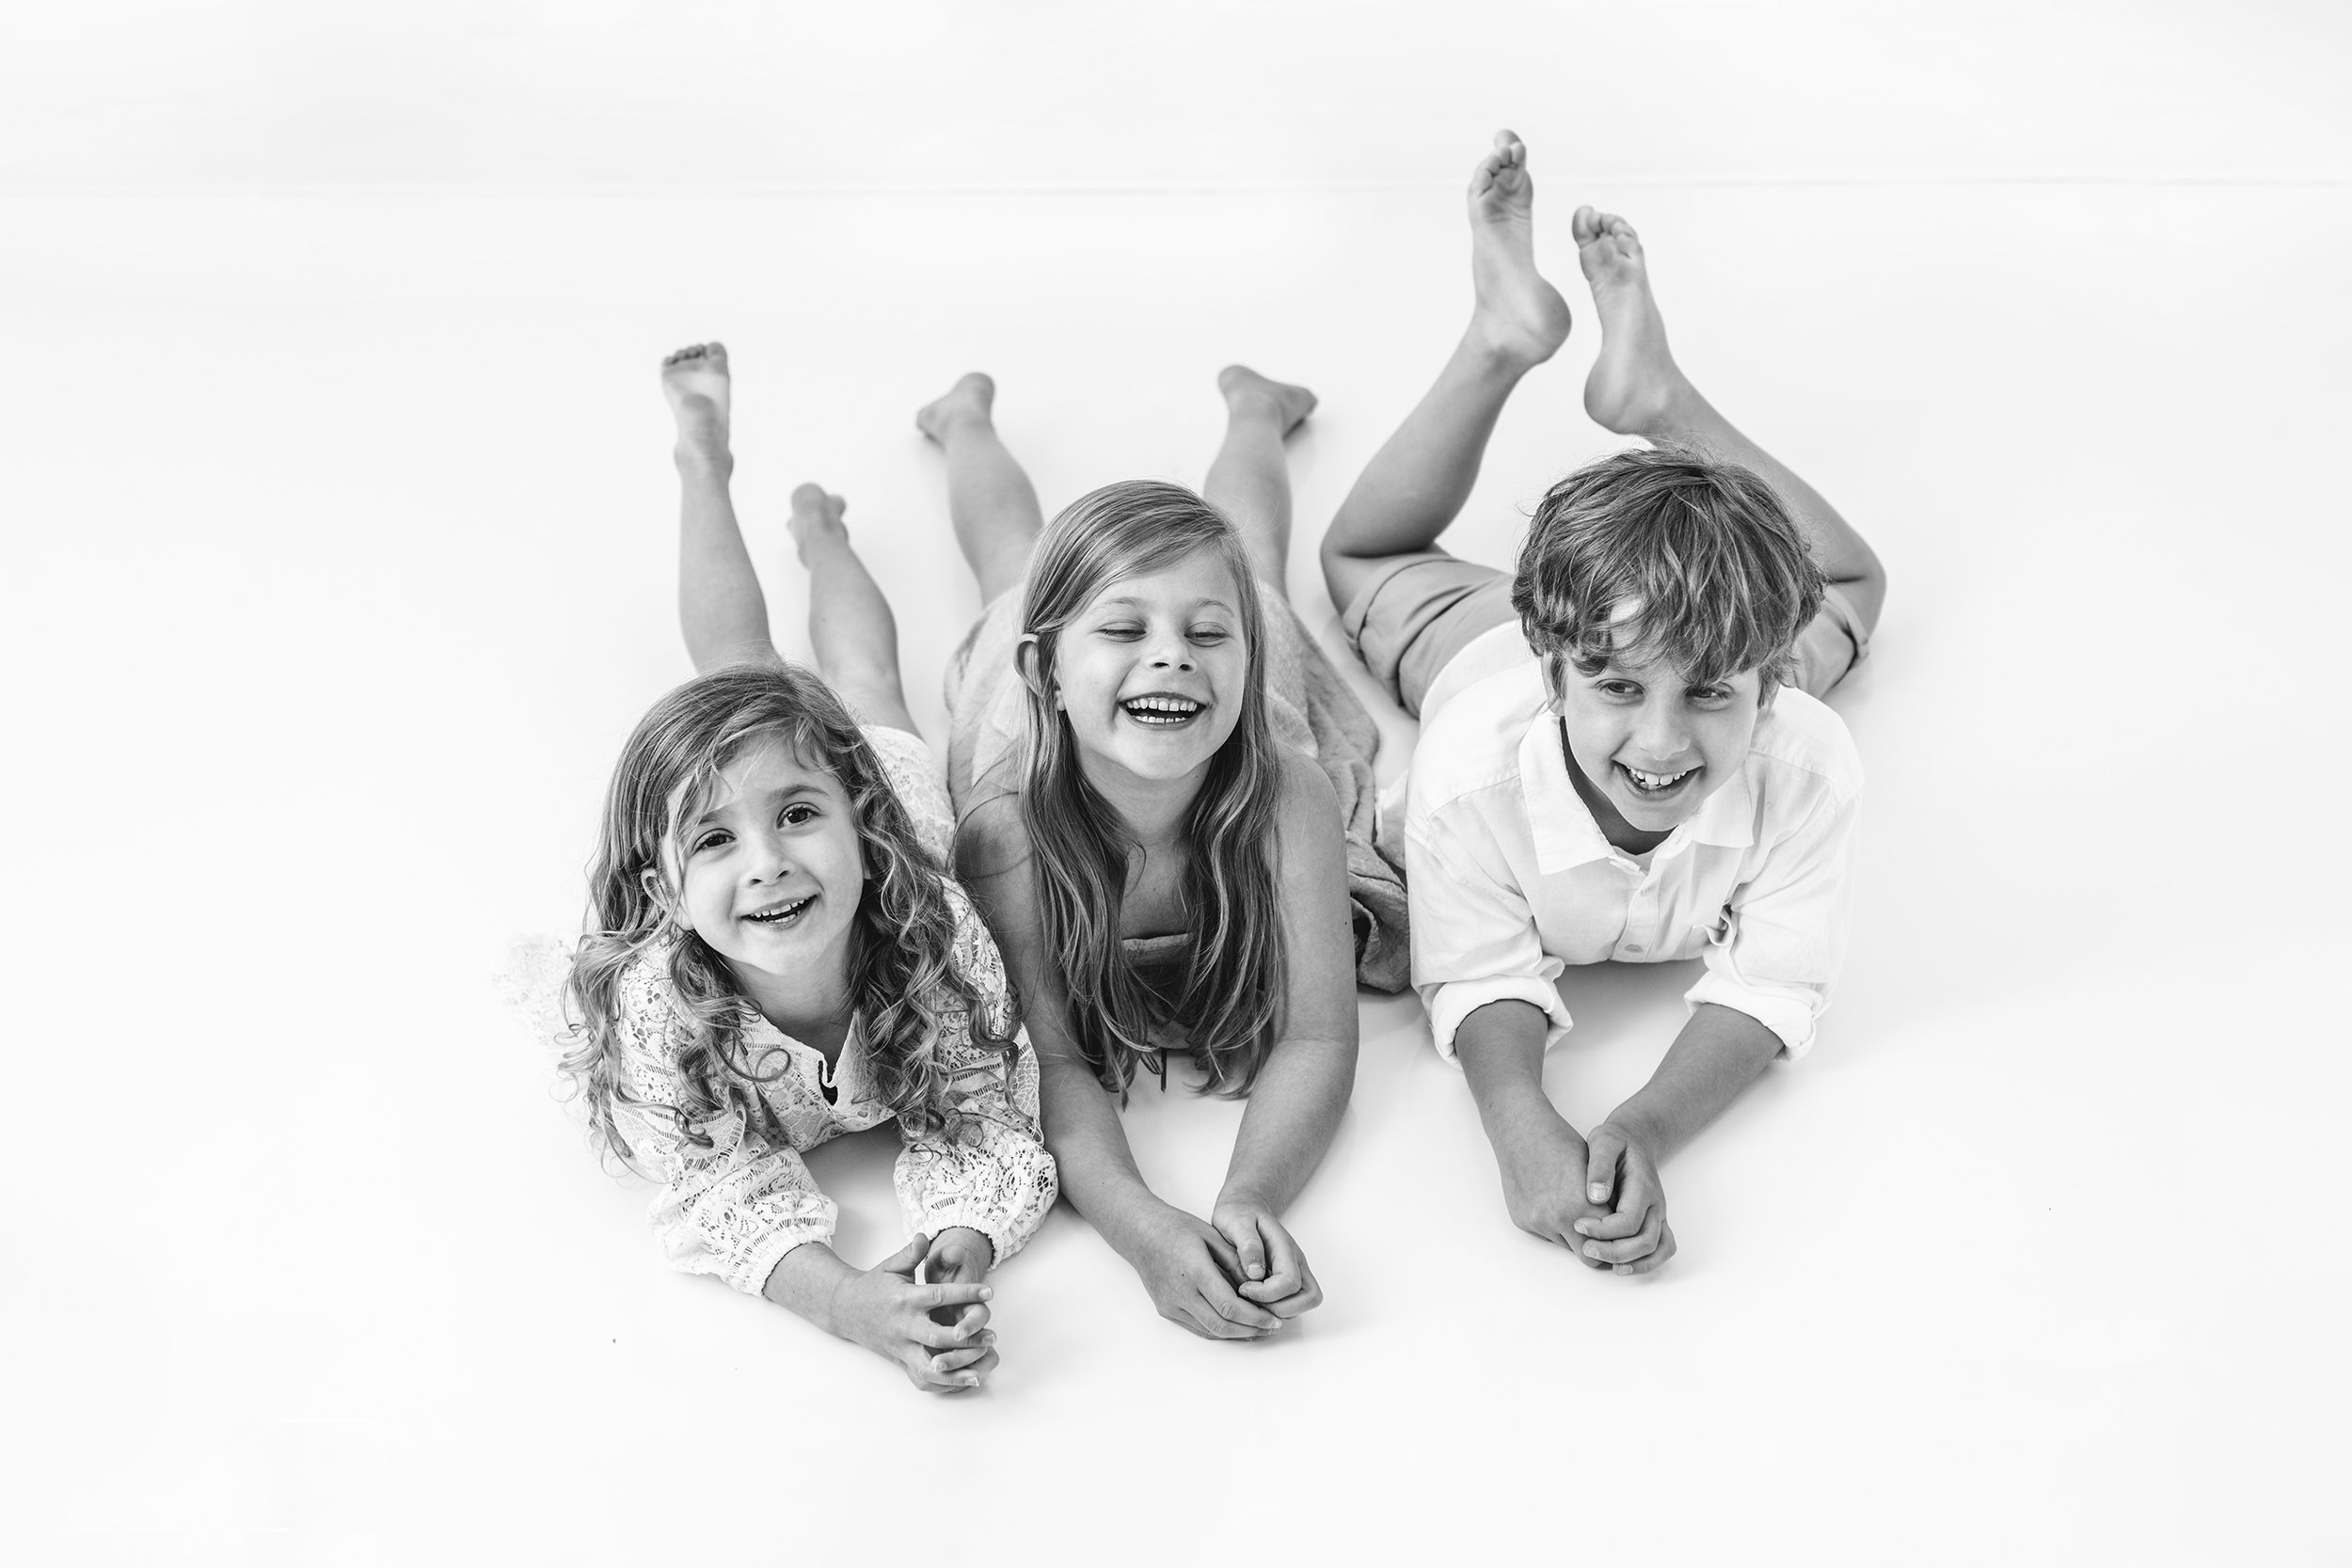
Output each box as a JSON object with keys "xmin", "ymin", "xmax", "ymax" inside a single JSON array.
[
  {"xmin": 640, "ymin": 864, "xmax": 690, "ymax": 932},
  {"xmin": 1015, "ymin": 634, "xmax": 1062, "ymax": 710},
  {"xmin": 1537, "ymin": 651, "xmax": 1570, "ymax": 711}
]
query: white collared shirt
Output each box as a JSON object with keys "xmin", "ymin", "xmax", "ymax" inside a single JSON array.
[{"xmin": 1403, "ymin": 650, "xmax": 1863, "ymax": 1061}]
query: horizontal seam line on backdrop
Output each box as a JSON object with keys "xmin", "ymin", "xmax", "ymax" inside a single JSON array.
[{"xmin": 5, "ymin": 172, "xmax": 2351, "ymax": 198}]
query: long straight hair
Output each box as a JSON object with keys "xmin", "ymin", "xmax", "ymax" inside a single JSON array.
[
  {"xmin": 562, "ymin": 663, "xmax": 1010, "ymax": 1164},
  {"xmin": 1017, "ymin": 481, "xmax": 1286, "ymax": 1098}
]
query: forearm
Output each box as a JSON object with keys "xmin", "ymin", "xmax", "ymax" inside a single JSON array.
[
  {"xmin": 1218, "ymin": 1035, "xmax": 1356, "ymax": 1211},
  {"xmin": 1035, "ymin": 1051, "xmax": 1167, "ymax": 1248},
  {"xmin": 675, "ymin": 451, "xmax": 773, "ymax": 673},
  {"xmin": 1606, "ymin": 1004, "xmax": 1781, "ymax": 1160},
  {"xmin": 759, "ymin": 1240, "xmax": 857, "ymax": 1337},
  {"xmin": 1454, "ymin": 1000, "xmax": 1583, "ymax": 1158}
]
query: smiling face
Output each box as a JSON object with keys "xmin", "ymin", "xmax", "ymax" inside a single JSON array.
[
  {"xmin": 663, "ymin": 732, "xmax": 866, "ymax": 990},
  {"xmin": 1045, "ymin": 546, "xmax": 1251, "ymax": 789},
  {"xmin": 1551, "ymin": 646, "xmax": 1763, "ymax": 845}
]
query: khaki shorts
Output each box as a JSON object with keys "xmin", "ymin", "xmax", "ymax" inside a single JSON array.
[{"xmin": 1339, "ymin": 549, "xmax": 1872, "ymax": 716}]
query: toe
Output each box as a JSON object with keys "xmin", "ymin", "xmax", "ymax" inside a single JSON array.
[{"xmin": 1571, "ymin": 205, "xmax": 1601, "ymax": 244}]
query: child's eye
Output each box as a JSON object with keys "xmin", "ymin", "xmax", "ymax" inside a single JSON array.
[
  {"xmin": 1689, "ymin": 686, "xmax": 1733, "ymax": 705},
  {"xmin": 1095, "ymin": 623, "xmax": 1145, "ymax": 641},
  {"xmin": 1597, "ymin": 680, "xmax": 1642, "ymax": 700},
  {"xmin": 691, "ymin": 831, "xmax": 731, "ymax": 854},
  {"xmin": 1188, "ymin": 626, "xmax": 1231, "ymax": 644},
  {"xmin": 780, "ymin": 803, "xmax": 819, "ymax": 827}
]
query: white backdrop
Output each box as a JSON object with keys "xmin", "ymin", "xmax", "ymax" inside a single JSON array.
[{"xmin": 3, "ymin": 4, "xmax": 2347, "ymax": 1564}]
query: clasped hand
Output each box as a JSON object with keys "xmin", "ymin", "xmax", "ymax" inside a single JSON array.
[
  {"xmin": 1499, "ymin": 1116, "xmax": 1676, "ymax": 1275},
  {"xmin": 830, "ymin": 1231, "xmax": 998, "ymax": 1392},
  {"xmin": 1121, "ymin": 1197, "xmax": 1323, "ymax": 1340}
]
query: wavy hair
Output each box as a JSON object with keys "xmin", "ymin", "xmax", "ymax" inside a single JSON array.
[
  {"xmin": 1512, "ymin": 447, "xmax": 1825, "ymax": 698},
  {"xmin": 1016, "ymin": 481, "xmax": 1286, "ymax": 1100},
  {"xmin": 560, "ymin": 663, "xmax": 1011, "ymax": 1166}
]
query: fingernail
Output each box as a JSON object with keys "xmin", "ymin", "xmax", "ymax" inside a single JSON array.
[
  {"xmin": 1588, "ymin": 1184, "xmax": 1607, "ymax": 1202},
  {"xmin": 978, "ymin": 1287, "xmax": 993, "ymax": 1300},
  {"xmin": 1573, "ymin": 1220, "xmax": 1594, "ymax": 1236},
  {"xmin": 1582, "ymin": 1243, "xmax": 1601, "ymax": 1259}
]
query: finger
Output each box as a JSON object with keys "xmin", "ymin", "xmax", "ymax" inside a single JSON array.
[
  {"xmin": 929, "ymin": 1335, "xmax": 996, "ymax": 1373},
  {"xmin": 1613, "ymin": 1224, "xmax": 1677, "ymax": 1276},
  {"xmin": 912, "ymin": 1344, "xmax": 996, "ymax": 1393},
  {"xmin": 912, "ymin": 1311, "xmax": 993, "ymax": 1351},
  {"xmin": 1165, "ymin": 1300, "xmax": 1249, "ymax": 1340},
  {"xmin": 1198, "ymin": 1227, "xmax": 1248, "ymax": 1285},
  {"xmin": 878, "ymin": 1233, "xmax": 930, "ymax": 1279},
  {"xmin": 1584, "ymin": 1209, "xmax": 1665, "ymax": 1266},
  {"xmin": 1238, "ymin": 1220, "xmax": 1303, "ymax": 1299},
  {"xmin": 1261, "ymin": 1253, "xmax": 1323, "ymax": 1319},
  {"xmin": 954, "ymin": 1346, "xmax": 1000, "ymax": 1387},
  {"xmin": 917, "ymin": 1280, "xmax": 993, "ymax": 1313},
  {"xmin": 1576, "ymin": 1205, "xmax": 1647, "ymax": 1242},
  {"xmin": 1584, "ymin": 1127, "xmax": 1622, "ymax": 1208},
  {"xmin": 1200, "ymin": 1275, "xmax": 1283, "ymax": 1335},
  {"xmin": 1217, "ymin": 1214, "xmax": 1269, "ymax": 1284},
  {"xmin": 1182, "ymin": 1300, "xmax": 1266, "ymax": 1340},
  {"xmin": 930, "ymin": 1297, "xmax": 990, "ymax": 1338}
]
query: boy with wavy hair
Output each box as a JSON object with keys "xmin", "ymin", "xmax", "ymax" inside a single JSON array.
[{"xmin": 1323, "ymin": 132, "xmax": 1886, "ymax": 1274}]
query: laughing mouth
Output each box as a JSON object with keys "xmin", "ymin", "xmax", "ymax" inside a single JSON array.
[
  {"xmin": 1120, "ymin": 693, "xmax": 1203, "ymax": 726},
  {"xmin": 743, "ymin": 894, "xmax": 816, "ymax": 926},
  {"xmin": 1618, "ymin": 762, "xmax": 1697, "ymax": 796}
]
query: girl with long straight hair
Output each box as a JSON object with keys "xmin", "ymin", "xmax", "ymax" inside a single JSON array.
[{"xmin": 928, "ymin": 366, "xmax": 1406, "ymax": 1341}]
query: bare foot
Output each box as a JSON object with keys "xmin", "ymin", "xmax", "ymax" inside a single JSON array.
[
  {"xmin": 915, "ymin": 372, "xmax": 996, "ymax": 445},
  {"xmin": 1575, "ymin": 208, "xmax": 1696, "ymax": 437},
  {"xmin": 661, "ymin": 341, "xmax": 731, "ymax": 460},
  {"xmin": 1468, "ymin": 130, "xmax": 1573, "ymax": 369},
  {"xmin": 785, "ymin": 483, "xmax": 849, "ymax": 561},
  {"xmin": 1216, "ymin": 364, "xmax": 1317, "ymax": 436}
]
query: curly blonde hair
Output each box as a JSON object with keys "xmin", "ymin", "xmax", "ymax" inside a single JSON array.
[{"xmin": 561, "ymin": 664, "xmax": 1011, "ymax": 1164}]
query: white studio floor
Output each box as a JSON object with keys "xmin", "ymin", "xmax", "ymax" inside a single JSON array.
[{"xmin": 4, "ymin": 5, "xmax": 2348, "ymax": 1564}]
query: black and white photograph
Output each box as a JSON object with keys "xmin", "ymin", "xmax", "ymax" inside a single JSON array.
[{"xmin": 4, "ymin": 3, "xmax": 2345, "ymax": 1562}]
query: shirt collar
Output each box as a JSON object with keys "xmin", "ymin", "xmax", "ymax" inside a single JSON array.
[{"xmin": 1519, "ymin": 715, "xmax": 1756, "ymax": 871}]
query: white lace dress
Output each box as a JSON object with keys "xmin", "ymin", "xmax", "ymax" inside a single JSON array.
[{"xmin": 553, "ymin": 726, "xmax": 1057, "ymax": 1297}]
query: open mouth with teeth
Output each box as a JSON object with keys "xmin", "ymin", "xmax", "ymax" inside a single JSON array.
[
  {"xmin": 1120, "ymin": 693, "xmax": 1204, "ymax": 727},
  {"xmin": 743, "ymin": 894, "xmax": 817, "ymax": 927},
  {"xmin": 1617, "ymin": 762, "xmax": 1698, "ymax": 798}
]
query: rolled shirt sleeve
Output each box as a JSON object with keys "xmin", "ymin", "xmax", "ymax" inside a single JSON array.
[
  {"xmin": 1683, "ymin": 785, "xmax": 1860, "ymax": 1059},
  {"xmin": 1406, "ymin": 811, "xmax": 1574, "ymax": 1062}
]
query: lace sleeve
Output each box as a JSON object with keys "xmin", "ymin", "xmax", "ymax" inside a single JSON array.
[
  {"xmin": 612, "ymin": 961, "xmax": 837, "ymax": 1295},
  {"xmin": 862, "ymin": 724, "xmax": 955, "ymax": 865},
  {"xmin": 891, "ymin": 885, "xmax": 1058, "ymax": 1264}
]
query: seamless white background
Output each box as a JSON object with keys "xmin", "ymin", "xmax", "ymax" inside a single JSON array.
[{"xmin": 3, "ymin": 4, "xmax": 2347, "ymax": 1564}]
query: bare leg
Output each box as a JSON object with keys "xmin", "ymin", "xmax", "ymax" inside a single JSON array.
[
  {"xmin": 1576, "ymin": 208, "xmax": 1887, "ymax": 632},
  {"xmin": 1320, "ymin": 131, "xmax": 1574, "ymax": 617},
  {"xmin": 784, "ymin": 485, "xmax": 920, "ymax": 735},
  {"xmin": 663, "ymin": 342, "xmax": 780, "ymax": 673},
  {"xmin": 1205, "ymin": 366, "xmax": 1317, "ymax": 600},
  {"xmin": 917, "ymin": 373, "xmax": 1046, "ymax": 606}
]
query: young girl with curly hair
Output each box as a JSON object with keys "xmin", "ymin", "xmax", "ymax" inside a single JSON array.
[
  {"xmin": 557, "ymin": 343, "xmax": 1056, "ymax": 1394},
  {"xmin": 921, "ymin": 367, "xmax": 1407, "ymax": 1342}
]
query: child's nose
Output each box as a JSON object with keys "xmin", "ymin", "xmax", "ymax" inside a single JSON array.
[
  {"xmin": 1144, "ymin": 630, "xmax": 1195, "ymax": 670},
  {"xmin": 1631, "ymin": 700, "xmax": 1690, "ymax": 756},
  {"xmin": 744, "ymin": 832, "xmax": 793, "ymax": 880}
]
